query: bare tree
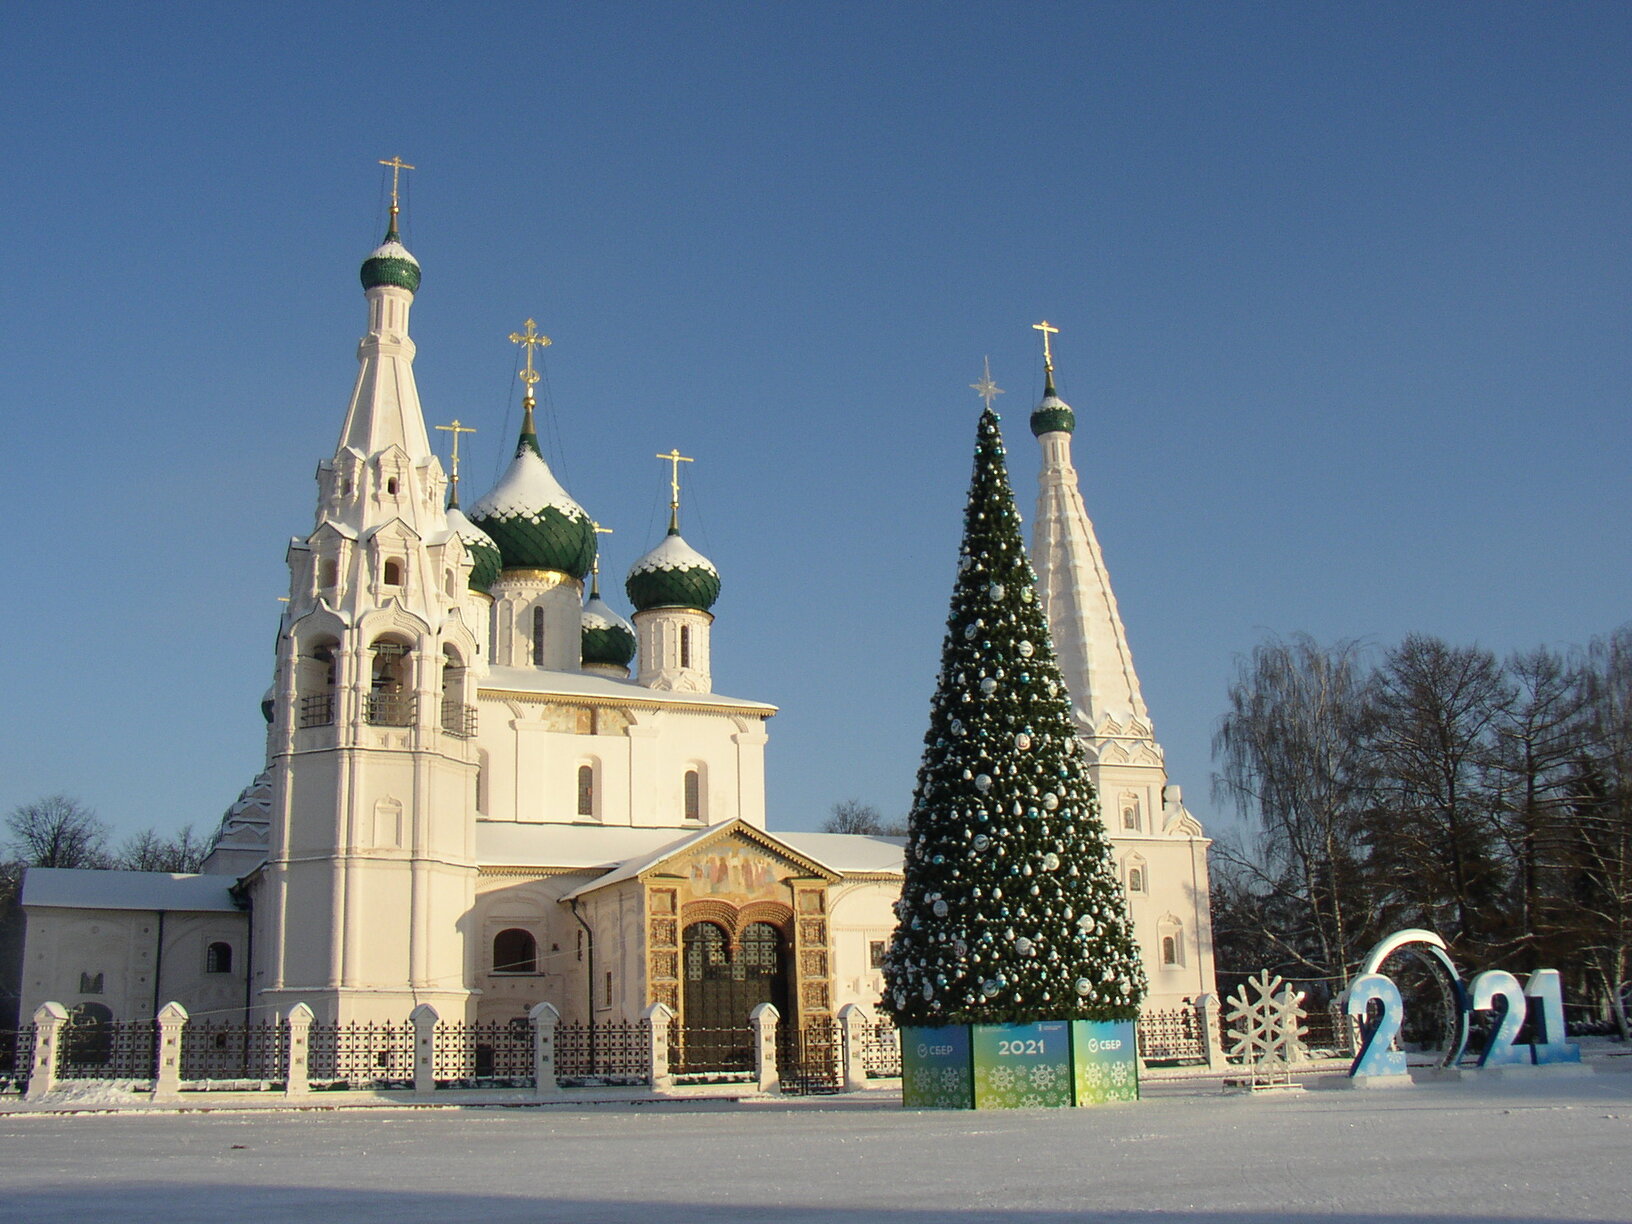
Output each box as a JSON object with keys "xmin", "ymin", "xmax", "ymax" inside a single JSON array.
[
  {"xmin": 1212, "ymin": 635, "xmax": 1377, "ymax": 987},
  {"xmin": 823, "ymin": 798, "xmax": 904, "ymax": 836},
  {"xmin": 116, "ymin": 824, "xmax": 209, "ymax": 873},
  {"xmin": 4, "ymin": 795, "xmax": 110, "ymax": 869}
]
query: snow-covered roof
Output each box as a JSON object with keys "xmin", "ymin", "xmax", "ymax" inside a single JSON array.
[
  {"xmin": 581, "ymin": 594, "xmax": 634, "ymax": 633},
  {"xmin": 476, "ymin": 822, "xmax": 685, "ymax": 870},
  {"xmin": 22, "ymin": 868, "xmax": 241, "ymax": 913},
  {"xmin": 778, "ymin": 831, "xmax": 905, "ymax": 874},
  {"xmin": 479, "ymin": 665, "xmax": 776, "ymax": 713},
  {"xmin": 468, "ymin": 449, "xmax": 585, "ymax": 521},
  {"xmin": 441, "ymin": 503, "xmax": 497, "ymax": 548},
  {"xmin": 629, "ymin": 532, "xmax": 717, "ymax": 576}
]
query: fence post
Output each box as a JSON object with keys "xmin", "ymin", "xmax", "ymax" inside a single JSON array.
[
  {"xmin": 643, "ymin": 1001, "xmax": 675, "ymax": 1090},
  {"xmin": 749, "ymin": 1002, "xmax": 780, "ymax": 1094},
  {"xmin": 24, "ymin": 1002, "xmax": 68, "ymax": 1101},
  {"xmin": 1193, "ymin": 994, "xmax": 1224, "ymax": 1070},
  {"xmin": 529, "ymin": 1001, "xmax": 562, "ymax": 1097},
  {"xmin": 409, "ymin": 1004, "xmax": 439, "ymax": 1094},
  {"xmin": 152, "ymin": 1002, "xmax": 189, "ymax": 1100},
  {"xmin": 284, "ymin": 1003, "xmax": 314, "ymax": 1098},
  {"xmin": 837, "ymin": 1003, "xmax": 870, "ymax": 1092}
]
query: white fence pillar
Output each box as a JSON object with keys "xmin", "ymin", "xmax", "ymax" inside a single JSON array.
[
  {"xmin": 1193, "ymin": 994, "xmax": 1224, "ymax": 1070},
  {"xmin": 749, "ymin": 1002, "xmax": 780, "ymax": 1094},
  {"xmin": 643, "ymin": 1001, "xmax": 675, "ymax": 1090},
  {"xmin": 152, "ymin": 1002, "xmax": 189, "ymax": 1100},
  {"xmin": 529, "ymin": 1001, "xmax": 562, "ymax": 1097},
  {"xmin": 284, "ymin": 1003, "xmax": 314, "ymax": 1097},
  {"xmin": 24, "ymin": 1002, "xmax": 68, "ymax": 1101},
  {"xmin": 409, "ymin": 1003, "xmax": 439, "ymax": 1094},
  {"xmin": 837, "ymin": 1003, "xmax": 870, "ymax": 1092}
]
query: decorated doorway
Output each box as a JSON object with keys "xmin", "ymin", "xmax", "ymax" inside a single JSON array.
[{"xmin": 679, "ymin": 920, "xmax": 789, "ymax": 1071}]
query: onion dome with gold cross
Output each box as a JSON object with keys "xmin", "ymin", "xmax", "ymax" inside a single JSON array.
[
  {"xmin": 444, "ymin": 499, "xmax": 502, "ymax": 593},
  {"xmin": 1028, "ymin": 319, "xmax": 1076, "ymax": 437},
  {"xmin": 359, "ymin": 214, "xmax": 421, "ymax": 295},
  {"xmin": 626, "ymin": 449, "xmax": 720, "ymax": 612},
  {"xmin": 467, "ymin": 319, "xmax": 597, "ymax": 579}
]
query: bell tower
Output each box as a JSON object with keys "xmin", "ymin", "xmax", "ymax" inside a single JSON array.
[{"xmin": 258, "ymin": 163, "xmax": 484, "ymax": 1025}]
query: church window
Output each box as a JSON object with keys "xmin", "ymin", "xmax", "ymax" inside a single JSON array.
[
  {"xmin": 869, "ymin": 940, "xmax": 889, "ymax": 970},
  {"xmin": 383, "ymin": 558, "xmax": 403, "ymax": 586},
  {"xmin": 205, "ymin": 942, "xmax": 233, "ymax": 974},
  {"xmin": 683, "ymin": 769, "xmax": 701, "ymax": 822},
  {"xmin": 318, "ymin": 558, "xmax": 338, "ymax": 589},
  {"xmin": 1121, "ymin": 793, "xmax": 1141, "ymax": 832},
  {"xmin": 1158, "ymin": 917, "xmax": 1185, "ymax": 967},
  {"xmin": 298, "ymin": 640, "xmax": 338, "ymax": 728},
  {"xmin": 531, "ymin": 608, "xmax": 545, "ymax": 665},
  {"xmin": 386, "ymin": 476, "xmax": 399, "ymax": 495},
  {"xmin": 604, "ymin": 971, "xmax": 614, "ymax": 1008},
  {"xmin": 1162, "ymin": 936, "xmax": 1178, "ymax": 965},
  {"xmin": 577, "ymin": 764, "xmax": 596, "ymax": 818},
  {"xmin": 680, "ymin": 624, "xmax": 692, "ymax": 669},
  {"xmin": 492, "ymin": 928, "xmax": 538, "ymax": 974},
  {"xmin": 78, "ymin": 972, "xmax": 104, "ymax": 994},
  {"xmin": 1126, "ymin": 854, "xmax": 1148, "ymax": 895},
  {"xmin": 366, "ymin": 640, "xmax": 413, "ymax": 726}
]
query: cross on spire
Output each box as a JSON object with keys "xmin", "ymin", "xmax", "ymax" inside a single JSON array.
[
  {"xmin": 589, "ymin": 520, "xmax": 614, "ymax": 593},
  {"xmin": 1032, "ymin": 320, "xmax": 1059, "ymax": 375},
  {"xmin": 656, "ymin": 448, "xmax": 694, "ymax": 532},
  {"xmin": 378, "ymin": 156, "xmax": 415, "ymax": 223},
  {"xmin": 435, "ymin": 419, "xmax": 476, "ymax": 505},
  {"xmin": 970, "ymin": 356, "xmax": 1004, "ymax": 411},
  {"xmin": 509, "ymin": 318, "xmax": 552, "ymax": 400}
]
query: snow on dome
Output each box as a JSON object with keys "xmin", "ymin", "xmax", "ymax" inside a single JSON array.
[
  {"xmin": 469, "ymin": 448, "xmax": 582, "ymax": 520},
  {"xmin": 582, "ymin": 592, "xmax": 637, "ymax": 668},
  {"xmin": 582, "ymin": 594, "xmax": 635, "ymax": 634},
  {"xmin": 442, "ymin": 503, "xmax": 502, "ymax": 593},
  {"xmin": 626, "ymin": 530, "xmax": 721, "ymax": 612},
  {"xmin": 365, "ymin": 238, "xmax": 420, "ymax": 269},
  {"xmin": 628, "ymin": 532, "xmax": 717, "ymax": 577},
  {"xmin": 468, "ymin": 447, "xmax": 597, "ymax": 579}
]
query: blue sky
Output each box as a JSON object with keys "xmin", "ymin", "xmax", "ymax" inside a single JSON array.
[{"xmin": 2, "ymin": 2, "xmax": 1628, "ymax": 846}]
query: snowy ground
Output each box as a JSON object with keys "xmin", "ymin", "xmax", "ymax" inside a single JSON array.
[{"xmin": 2, "ymin": 1070, "xmax": 1630, "ymax": 1223}]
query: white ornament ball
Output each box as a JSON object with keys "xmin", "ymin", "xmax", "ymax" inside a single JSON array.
[
  {"xmin": 1014, "ymin": 732, "xmax": 1032, "ymax": 751},
  {"xmin": 981, "ymin": 979, "xmax": 1000, "ymax": 998},
  {"xmin": 1014, "ymin": 937, "xmax": 1035, "ymax": 957},
  {"xmin": 988, "ymin": 583, "xmax": 1005, "ymax": 601},
  {"xmin": 1042, "ymin": 852, "xmax": 1060, "ymax": 871},
  {"xmin": 972, "ymin": 833, "xmax": 990, "ymax": 851},
  {"xmin": 1074, "ymin": 978, "xmax": 1092, "ymax": 997},
  {"xmin": 1042, "ymin": 792, "xmax": 1059, "ymax": 810},
  {"xmin": 1077, "ymin": 914, "xmax": 1096, "ymax": 934},
  {"xmin": 975, "ymin": 774, "xmax": 992, "ymax": 792},
  {"xmin": 1018, "ymin": 640, "xmax": 1034, "ymax": 657},
  {"xmin": 932, "ymin": 899, "xmax": 949, "ymax": 918},
  {"xmin": 921, "ymin": 982, "xmax": 934, "ymax": 1000},
  {"xmin": 980, "ymin": 677, "xmax": 998, "ymax": 696}
]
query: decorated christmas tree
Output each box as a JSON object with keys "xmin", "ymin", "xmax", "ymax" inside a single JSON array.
[{"xmin": 883, "ymin": 401, "xmax": 1146, "ymax": 1029}]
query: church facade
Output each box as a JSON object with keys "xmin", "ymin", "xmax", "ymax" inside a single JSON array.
[{"xmin": 20, "ymin": 198, "xmax": 1216, "ymax": 1040}]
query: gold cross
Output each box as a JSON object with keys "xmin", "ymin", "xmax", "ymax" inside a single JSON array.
[
  {"xmin": 589, "ymin": 520, "xmax": 614, "ymax": 581},
  {"xmin": 509, "ymin": 318, "xmax": 552, "ymax": 392},
  {"xmin": 378, "ymin": 156, "xmax": 415, "ymax": 213},
  {"xmin": 1032, "ymin": 320, "xmax": 1059, "ymax": 373},
  {"xmin": 656, "ymin": 448, "xmax": 694, "ymax": 514},
  {"xmin": 435, "ymin": 419, "xmax": 476, "ymax": 494},
  {"xmin": 970, "ymin": 356, "xmax": 1004, "ymax": 410}
]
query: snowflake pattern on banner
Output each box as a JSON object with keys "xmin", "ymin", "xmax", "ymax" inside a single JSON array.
[{"xmin": 882, "ymin": 406, "xmax": 1146, "ymax": 1028}]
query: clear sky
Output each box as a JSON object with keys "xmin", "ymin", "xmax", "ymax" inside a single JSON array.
[{"xmin": 2, "ymin": 2, "xmax": 1628, "ymax": 847}]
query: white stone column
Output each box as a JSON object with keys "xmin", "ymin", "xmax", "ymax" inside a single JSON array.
[
  {"xmin": 529, "ymin": 1001, "xmax": 562, "ymax": 1097},
  {"xmin": 837, "ymin": 1003, "xmax": 870, "ymax": 1092},
  {"xmin": 25, "ymin": 1002, "xmax": 68, "ymax": 1101},
  {"xmin": 284, "ymin": 1003, "xmax": 314, "ymax": 1097},
  {"xmin": 1193, "ymin": 994, "xmax": 1224, "ymax": 1070},
  {"xmin": 152, "ymin": 1002, "xmax": 189, "ymax": 1100},
  {"xmin": 643, "ymin": 1002, "xmax": 675, "ymax": 1090},
  {"xmin": 749, "ymin": 1002, "xmax": 780, "ymax": 1094},
  {"xmin": 410, "ymin": 1003, "xmax": 439, "ymax": 1094}
]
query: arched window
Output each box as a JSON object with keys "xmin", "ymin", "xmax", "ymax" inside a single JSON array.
[
  {"xmin": 532, "ymin": 607, "xmax": 545, "ymax": 665},
  {"xmin": 577, "ymin": 764, "xmax": 596, "ymax": 818},
  {"xmin": 493, "ymin": 928, "xmax": 538, "ymax": 974},
  {"xmin": 386, "ymin": 476, "xmax": 400, "ymax": 496},
  {"xmin": 683, "ymin": 768, "xmax": 701, "ymax": 822},
  {"xmin": 1121, "ymin": 793, "xmax": 1141, "ymax": 832},
  {"xmin": 680, "ymin": 624, "xmax": 692, "ymax": 669},
  {"xmin": 206, "ymin": 942, "xmax": 233, "ymax": 974},
  {"xmin": 383, "ymin": 558, "xmax": 403, "ymax": 586},
  {"xmin": 298, "ymin": 640, "xmax": 338, "ymax": 728},
  {"xmin": 1158, "ymin": 917, "xmax": 1185, "ymax": 967},
  {"xmin": 367, "ymin": 639, "xmax": 413, "ymax": 725},
  {"xmin": 441, "ymin": 646, "xmax": 473, "ymax": 737},
  {"xmin": 318, "ymin": 558, "xmax": 338, "ymax": 589},
  {"xmin": 1128, "ymin": 866, "xmax": 1145, "ymax": 894},
  {"xmin": 1161, "ymin": 936, "xmax": 1179, "ymax": 966}
]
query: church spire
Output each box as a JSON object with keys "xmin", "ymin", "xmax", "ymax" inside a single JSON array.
[{"xmin": 1024, "ymin": 325, "xmax": 1150, "ymax": 741}]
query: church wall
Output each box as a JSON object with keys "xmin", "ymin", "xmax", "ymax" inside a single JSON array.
[
  {"xmin": 827, "ymin": 882, "xmax": 899, "ymax": 1014},
  {"xmin": 20, "ymin": 907, "xmax": 249, "ymax": 1026}
]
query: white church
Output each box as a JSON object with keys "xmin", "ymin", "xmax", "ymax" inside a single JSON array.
[{"xmin": 20, "ymin": 191, "xmax": 1217, "ymax": 1040}]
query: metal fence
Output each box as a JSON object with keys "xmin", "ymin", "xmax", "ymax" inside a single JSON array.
[
  {"xmin": 669, "ymin": 1020, "xmax": 755, "ymax": 1078},
  {"xmin": 432, "ymin": 1018, "xmax": 533, "ymax": 1084},
  {"xmin": 306, "ymin": 1021, "xmax": 415, "ymax": 1088},
  {"xmin": 1137, "ymin": 1007, "xmax": 1206, "ymax": 1065},
  {"xmin": 555, "ymin": 1019, "xmax": 651, "ymax": 1084},
  {"xmin": 58, "ymin": 1018, "xmax": 158, "ymax": 1081},
  {"xmin": 858, "ymin": 1018, "xmax": 902, "ymax": 1078},
  {"xmin": 179, "ymin": 1018, "xmax": 289, "ymax": 1082},
  {"xmin": 779, "ymin": 1017, "xmax": 842, "ymax": 1094}
]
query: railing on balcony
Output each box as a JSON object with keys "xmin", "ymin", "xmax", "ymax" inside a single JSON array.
[
  {"xmin": 364, "ymin": 693, "xmax": 416, "ymax": 726},
  {"xmin": 299, "ymin": 693, "xmax": 335, "ymax": 728},
  {"xmin": 440, "ymin": 700, "xmax": 477, "ymax": 738}
]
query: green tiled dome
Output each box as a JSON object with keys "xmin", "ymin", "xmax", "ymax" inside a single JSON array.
[
  {"xmin": 445, "ymin": 504, "xmax": 502, "ymax": 593},
  {"xmin": 626, "ymin": 529, "xmax": 721, "ymax": 612},
  {"xmin": 467, "ymin": 412, "xmax": 596, "ymax": 579},
  {"xmin": 582, "ymin": 593, "xmax": 637, "ymax": 667},
  {"xmin": 1030, "ymin": 395, "xmax": 1075, "ymax": 437},
  {"xmin": 360, "ymin": 219, "xmax": 421, "ymax": 295}
]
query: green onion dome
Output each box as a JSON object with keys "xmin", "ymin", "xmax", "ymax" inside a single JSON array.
[
  {"xmin": 360, "ymin": 218, "xmax": 421, "ymax": 295},
  {"xmin": 467, "ymin": 411, "xmax": 597, "ymax": 579},
  {"xmin": 582, "ymin": 592, "xmax": 637, "ymax": 668},
  {"xmin": 1029, "ymin": 372, "xmax": 1076, "ymax": 437},
  {"xmin": 443, "ymin": 503, "xmax": 502, "ymax": 594},
  {"xmin": 626, "ymin": 528, "xmax": 721, "ymax": 612}
]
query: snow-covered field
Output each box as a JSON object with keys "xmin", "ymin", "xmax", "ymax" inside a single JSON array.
[{"xmin": 2, "ymin": 1071, "xmax": 1630, "ymax": 1223}]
